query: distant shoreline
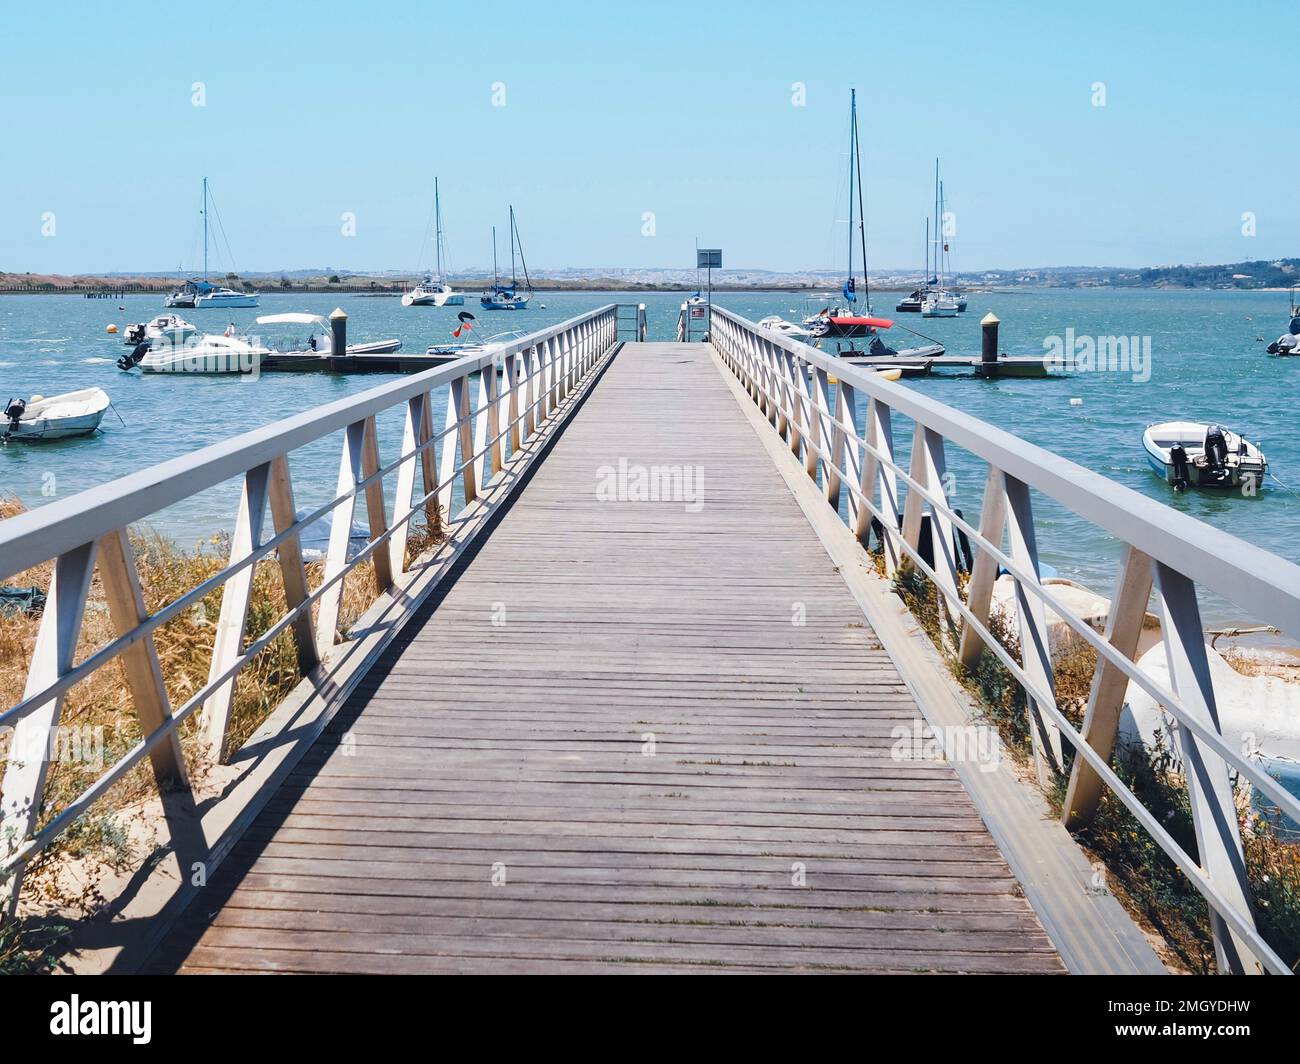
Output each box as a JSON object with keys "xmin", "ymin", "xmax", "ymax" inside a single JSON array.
[{"xmin": 1, "ymin": 281, "xmax": 1296, "ymax": 297}]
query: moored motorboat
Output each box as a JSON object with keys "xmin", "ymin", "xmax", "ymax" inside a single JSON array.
[
  {"xmin": 895, "ymin": 288, "xmax": 928, "ymax": 313},
  {"xmin": 758, "ymin": 315, "xmax": 812, "ymax": 340},
  {"xmin": 1265, "ymin": 285, "xmax": 1300, "ymax": 355},
  {"xmin": 425, "ymin": 329, "xmax": 528, "ymax": 370},
  {"xmin": 1143, "ymin": 421, "xmax": 1267, "ymax": 491},
  {"xmin": 120, "ymin": 312, "xmax": 399, "ymax": 373},
  {"xmin": 122, "ymin": 313, "xmax": 200, "ymax": 349},
  {"xmin": 3, "ymin": 388, "xmax": 111, "ymax": 440}
]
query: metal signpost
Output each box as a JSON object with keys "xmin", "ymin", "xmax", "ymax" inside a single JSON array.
[{"xmin": 696, "ymin": 248, "xmax": 721, "ymax": 340}]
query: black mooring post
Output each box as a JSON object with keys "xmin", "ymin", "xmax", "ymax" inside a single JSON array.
[
  {"xmin": 329, "ymin": 307, "xmax": 347, "ymax": 372},
  {"xmin": 980, "ymin": 312, "xmax": 1000, "ymax": 378}
]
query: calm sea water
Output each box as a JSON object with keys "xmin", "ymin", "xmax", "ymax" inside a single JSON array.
[{"xmin": 1, "ymin": 288, "xmax": 1297, "ymax": 624}]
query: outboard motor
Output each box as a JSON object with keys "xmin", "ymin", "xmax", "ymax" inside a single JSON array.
[
  {"xmin": 4, "ymin": 397, "xmax": 26, "ymax": 437},
  {"xmin": 868, "ymin": 335, "xmax": 898, "ymax": 358},
  {"xmin": 1169, "ymin": 443, "xmax": 1191, "ymax": 492},
  {"xmin": 1203, "ymin": 425, "xmax": 1231, "ymax": 485},
  {"xmin": 117, "ymin": 341, "xmax": 150, "ymax": 371}
]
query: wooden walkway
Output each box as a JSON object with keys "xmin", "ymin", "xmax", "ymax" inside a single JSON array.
[{"xmin": 146, "ymin": 342, "xmax": 1064, "ymax": 974}]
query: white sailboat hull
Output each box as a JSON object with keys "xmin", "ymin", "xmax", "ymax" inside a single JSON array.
[{"xmin": 193, "ymin": 289, "xmax": 260, "ymax": 309}]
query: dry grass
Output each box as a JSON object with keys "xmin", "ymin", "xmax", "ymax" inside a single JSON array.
[
  {"xmin": 888, "ymin": 555, "xmax": 1300, "ymax": 974},
  {"xmin": 0, "ymin": 492, "xmax": 443, "ymax": 970}
]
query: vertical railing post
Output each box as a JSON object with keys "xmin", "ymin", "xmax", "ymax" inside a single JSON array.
[
  {"xmin": 525, "ymin": 346, "xmax": 540, "ymax": 437},
  {"xmin": 391, "ymin": 394, "xmax": 435, "ymax": 577},
  {"xmin": 863, "ymin": 399, "xmax": 899, "ymax": 569},
  {"xmin": 1062, "ymin": 545, "xmax": 1154, "ymax": 829},
  {"xmin": 812, "ymin": 366, "xmax": 835, "ymax": 489},
  {"xmin": 97, "ymin": 527, "xmax": 189, "ymax": 790},
  {"xmin": 1003, "ymin": 476, "xmax": 1063, "ymax": 788},
  {"xmin": 0, "ymin": 541, "xmax": 98, "ymax": 917},
  {"xmin": 316, "ymin": 420, "xmax": 366, "ymax": 660},
  {"xmin": 202, "ymin": 462, "xmax": 271, "ymax": 763},
  {"xmin": 834, "ymin": 381, "xmax": 861, "ymax": 524},
  {"xmin": 1153, "ymin": 563, "xmax": 1264, "ymax": 975},
  {"xmin": 472, "ymin": 368, "xmax": 491, "ymax": 494},
  {"xmin": 957, "ymin": 465, "xmax": 1010, "ymax": 670},
  {"xmin": 504, "ymin": 352, "xmax": 522, "ymax": 455},
  {"xmin": 360, "ymin": 416, "xmax": 394, "ymax": 594},
  {"xmin": 267, "ymin": 454, "xmax": 318, "ymax": 673}
]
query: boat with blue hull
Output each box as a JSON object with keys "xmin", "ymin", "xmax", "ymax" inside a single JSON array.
[{"xmin": 481, "ymin": 206, "xmax": 532, "ymax": 310}]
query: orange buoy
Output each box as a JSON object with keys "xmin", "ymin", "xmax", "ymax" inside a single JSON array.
[{"xmin": 106, "ymin": 323, "xmax": 118, "ymax": 334}]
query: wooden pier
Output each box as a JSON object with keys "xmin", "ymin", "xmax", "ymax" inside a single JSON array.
[{"xmin": 2, "ymin": 303, "xmax": 1294, "ymax": 975}]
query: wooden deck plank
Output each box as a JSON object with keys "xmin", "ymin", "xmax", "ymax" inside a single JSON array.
[{"xmin": 147, "ymin": 343, "xmax": 1064, "ymax": 975}]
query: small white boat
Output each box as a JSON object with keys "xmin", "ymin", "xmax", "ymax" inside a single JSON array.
[
  {"xmin": 3, "ymin": 388, "xmax": 111, "ymax": 440},
  {"xmin": 758, "ymin": 315, "xmax": 812, "ymax": 340},
  {"xmin": 920, "ymin": 290, "xmax": 959, "ymax": 317},
  {"xmin": 1143, "ymin": 421, "xmax": 1267, "ymax": 491}
]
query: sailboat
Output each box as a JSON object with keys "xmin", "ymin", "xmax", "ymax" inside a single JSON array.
[
  {"xmin": 802, "ymin": 89, "xmax": 886, "ymax": 340},
  {"xmin": 165, "ymin": 178, "xmax": 259, "ymax": 309},
  {"xmin": 480, "ymin": 206, "xmax": 532, "ymax": 310},
  {"xmin": 921, "ymin": 162, "xmax": 960, "ymax": 318},
  {"xmin": 403, "ymin": 178, "xmax": 464, "ymax": 307}
]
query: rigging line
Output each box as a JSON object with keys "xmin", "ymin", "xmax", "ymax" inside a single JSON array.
[
  {"xmin": 513, "ymin": 210, "xmax": 532, "ymax": 292},
  {"xmin": 1266, "ymin": 469, "xmax": 1300, "ymax": 504},
  {"xmin": 893, "ymin": 322, "xmax": 945, "ymax": 346},
  {"xmin": 415, "ymin": 189, "xmax": 437, "ymax": 273},
  {"xmin": 205, "ymin": 186, "xmax": 240, "ymax": 277}
]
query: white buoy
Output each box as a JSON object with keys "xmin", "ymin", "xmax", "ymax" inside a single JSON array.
[{"xmin": 1069, "ymin": 397, "xmax": 1083, "ymax": 407}]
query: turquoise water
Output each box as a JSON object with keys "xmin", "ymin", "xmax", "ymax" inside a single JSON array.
[{"xmin": 1, "ymin": 288, "xmax": 1297, "ymax": 623}]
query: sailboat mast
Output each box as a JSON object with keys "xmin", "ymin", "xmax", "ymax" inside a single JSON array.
[
  {"xmin": 853, "ymin": 94, "xmax": 870, "ymax": 308},
  {"xmin": 846, "ymin": 91, "xmax": 855, "ymax": 293},
  {"xmin": 509, "ymin": 206, "xmax": 517, "ymax": 288},
  {"xmin": 925, "ymin": 217, "xmax": 930, "ymax": 283},
  {"xmin": 940, "ymin": 180, "xmax": 947, "ymax": 281},
  {"xmin": 933, "ymin": 159, "xmax": 942, "ymax": 288},
  {"xmin": 202, "ymin": 176, "xmax": 208, "ymax": 282},
  {"xmin": 492, "ymin": 226, "xmax": 499, "ymax": 286},
  {"xmin": 434, "ymin": 177, "xmax": 444, "ymax": 281}
]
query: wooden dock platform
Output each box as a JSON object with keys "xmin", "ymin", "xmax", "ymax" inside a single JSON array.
[{"xmin": 143, "ymin": 342, "xmax": 1065, "ymax": 974}]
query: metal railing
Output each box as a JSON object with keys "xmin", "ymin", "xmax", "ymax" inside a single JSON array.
[
  {"xmin": 707, "ymin": 304, "xmax": 1300, "ymax": 975},
  {"xmin": 0, "ymin": 304, "xmax": 628, "ymax": 916}
]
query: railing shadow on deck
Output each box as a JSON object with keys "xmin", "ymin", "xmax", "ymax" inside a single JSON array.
[
  {"xmin": 0, "ymin": 303, "xmax": 644, "ymax": 940},
  {"xmin": 704, "ymin": 303, "xmax": 1300, "ymax": 975}
]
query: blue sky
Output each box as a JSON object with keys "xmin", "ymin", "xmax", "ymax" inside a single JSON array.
[{"xmin": 1, "ymin": 0, "xmax": 1295, "ymax": 274}]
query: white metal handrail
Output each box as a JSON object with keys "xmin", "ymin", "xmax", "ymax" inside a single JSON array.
[
  {"xmin": 0, "ymin": 304, "xmax": 626, "ymax": 917},
  {"xmin": 708, "ymin": 304, "xmax": 1300, "ymax": 975}
]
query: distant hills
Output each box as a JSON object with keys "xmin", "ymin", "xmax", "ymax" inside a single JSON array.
[{"xmin": 2, "ymin": 258, "xmax": 1298, "ymax": 293}]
